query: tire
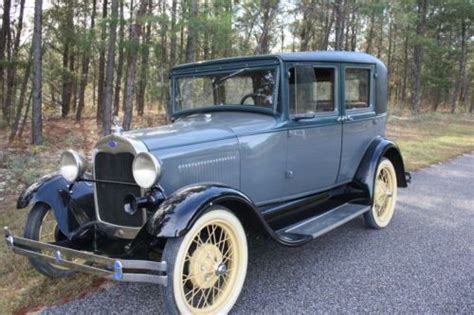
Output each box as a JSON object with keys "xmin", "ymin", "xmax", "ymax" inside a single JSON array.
[
  {"xmin": 161, "ymin": 207, "xmax": 248, "ymax": 314},
  {"xmin": 364, "ymin": 158, "xmax": 398, "ymax": 229},
  {"xmin": 24, "ymin": 203, "xmax": 76, "ymax": 278}
]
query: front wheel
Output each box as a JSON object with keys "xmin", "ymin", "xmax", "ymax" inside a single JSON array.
[
  {"xmin": 24, "ymin": 203, "xmax": 76, "ymax": 278},
  {"xmin": 364, "ymin": 158, "xmax": 398, "ymax": 229},
  {"xmin": 161, "ymin": 207, "xmax": 248, "ymax": 314}
]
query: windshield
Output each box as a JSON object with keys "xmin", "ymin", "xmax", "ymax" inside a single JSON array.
[{"xmin": 174, "ymin": 67, "xmax": 278, "ymax": 113}]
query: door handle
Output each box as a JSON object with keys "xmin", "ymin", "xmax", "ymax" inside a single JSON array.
[{"xmin": 337, "ymin": 116, "xmax": 354, "ymax": 122}]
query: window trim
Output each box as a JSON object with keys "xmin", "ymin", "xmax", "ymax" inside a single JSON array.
[
  {"xmin": 286, "ymin": 63, "xmax": 339, "ymax": 120},
  {"xmin": 342, "ymin": 64, "xmax": 375, "ymax": 115}
]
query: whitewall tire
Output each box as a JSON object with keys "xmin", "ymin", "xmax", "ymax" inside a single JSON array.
[
  {"xmin": 364, "ymin": 158, "xmax": 398, "ymax": 229},
  {"xmin": 162, "ymin": 207, "xmax": 248, "ymax": 314}
]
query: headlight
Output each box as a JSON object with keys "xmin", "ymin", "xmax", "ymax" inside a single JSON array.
[
  {"xmin": 132, "ymin": 152, "xmax": 162, "ymax": 189},
  {"xmin": 60, "ymin": 150, "xmax": 86, "ymax": 182}
]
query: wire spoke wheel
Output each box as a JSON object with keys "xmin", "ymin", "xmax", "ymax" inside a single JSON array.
[
  {"xmin": 365, "ymin": 158, "xmax": 398, "ymax": 229},
  {"xmin": 162, "ymin": 207, "xmax": 248, "ymax": 314},
  {"xmin": 24, "ymin": 203, "xmax": 76, "ymax": 278},
  {"xmin": 182, "ymin": 222, "xmax": 237, "ymax": 310},
  {"xmin": 38, "ymin": 208, "xmax": 83, "ymax": 270}
]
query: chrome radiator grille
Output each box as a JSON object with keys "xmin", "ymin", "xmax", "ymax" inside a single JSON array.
[{"xmin": 94, "ymin": 152, "xmax": 143, "ymax": 227}]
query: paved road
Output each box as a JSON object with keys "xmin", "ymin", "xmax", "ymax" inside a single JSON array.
[{"xmin": 46, "ymin": 153, "xmax": 474, "ymax": 314}]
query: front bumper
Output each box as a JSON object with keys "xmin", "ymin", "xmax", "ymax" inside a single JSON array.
[{"xmin": 4, "ymin": 227, "xmax": 167, "ymax": 286}]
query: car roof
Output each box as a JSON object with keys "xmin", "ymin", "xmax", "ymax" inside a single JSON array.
[{"xmin": 171, "ymin": 51, "xmax": 383, "ymax": 72}]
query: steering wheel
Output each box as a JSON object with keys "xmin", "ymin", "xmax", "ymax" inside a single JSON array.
[{"xmin": 240, "ymin": 93, "xmax": 267, "ymax": 105}]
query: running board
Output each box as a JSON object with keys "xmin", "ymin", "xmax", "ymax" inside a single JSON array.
[{"xmin": 276, "ymin": 203, "xmax": 370, "ymax": 243}]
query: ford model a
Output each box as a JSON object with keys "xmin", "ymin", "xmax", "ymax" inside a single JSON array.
[{"xmin": 5, "ymin": 52, "xmax": 410, "ymax": 314}]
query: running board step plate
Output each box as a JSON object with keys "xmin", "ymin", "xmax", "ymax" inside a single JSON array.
[{"xmin": 277, "ymin": 203, "xmax": 370, "ymax": 240}]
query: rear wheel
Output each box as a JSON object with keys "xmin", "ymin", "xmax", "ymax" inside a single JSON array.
[
  {"xmin": 24, "ymin": 203, "xmax": 76, "ymax": 278},
  {"xmin": 161, "ymin": 207, "xmax": 248, "ymax": 314},
  {"xmin": 364, "ymin": 158, "xmax": 398, "ymax": 229}
]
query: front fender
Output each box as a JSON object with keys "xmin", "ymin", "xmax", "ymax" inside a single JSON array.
[
  {"xmin": 146, "ymin": 183, "xmax": 274, "ymax": 238},
  {"xmin": 17, "ymin": 173, "xmax": 95, "ymax": 237},
  {"xmin": 353, "ymin": 136, "xmax": 409, "ymax": 202}
]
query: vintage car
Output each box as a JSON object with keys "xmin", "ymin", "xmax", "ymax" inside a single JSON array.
[{"xmin": 5, "ymin": 51, "xmax": 410, "ymax": 314}]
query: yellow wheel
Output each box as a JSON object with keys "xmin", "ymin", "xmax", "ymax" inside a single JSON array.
[
  {"xmin": 162, "ymin": 207, "xmax": 248, "ymax": 314},
  {"xmin": 364, "ymin": 158, "xmax": 398, "ymax": 229},
  {"xmin": 24, "ymin": 203, "xmax": 76, "ymax": 277}
]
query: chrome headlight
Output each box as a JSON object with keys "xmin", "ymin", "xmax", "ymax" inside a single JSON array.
[
  {"xmin": 132, "ymin": 152, "xmax": 162, "ymax": 189},
  {"xmin": 59, "ymin": 150, "xmax": 86, "ymax": 182}
]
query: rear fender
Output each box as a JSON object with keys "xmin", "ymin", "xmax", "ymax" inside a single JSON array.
[
  {"xmin": 353, "ymin": 136, "xmax": 408, "ymax": 201},
  {"xmin": 17, "ymin": 173, "xmax": 95, "ymax": 237}
]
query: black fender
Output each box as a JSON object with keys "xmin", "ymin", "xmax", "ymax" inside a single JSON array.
[
  {"xmin": 353, "ymin": 136, "xmax": 409, "ymax": 202},
  {"xmin": 17, "ymin": 173, "xmax": 95, "ymax": 237},
  {"xmin": 146, "ymin": 183, "xmax": 280, "ymax": 241}
]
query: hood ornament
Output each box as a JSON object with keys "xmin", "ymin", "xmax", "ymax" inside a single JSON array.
[{"xmin": 112, "ymin": 116, "xmax": 123, "ymax": 135}]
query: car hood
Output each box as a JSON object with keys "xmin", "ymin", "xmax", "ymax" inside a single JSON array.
[{"xmin": 124, "ymin": 112, "xmax": 277, "ymax": 151}]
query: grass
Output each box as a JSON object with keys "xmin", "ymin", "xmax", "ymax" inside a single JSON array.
[
  {"xmin": 387, "ymin": 113, "xmax": 474, "ymax": 171},
  {"xmin": 0, "ymin": 112, "xmax": 473, "ymax": 313},
  {"xmin": 0, "ymin": 210, "xmax": 102, "ymax": 313}
]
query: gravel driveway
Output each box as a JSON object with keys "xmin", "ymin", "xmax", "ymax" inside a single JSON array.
[{"xmin": 45, "ymin": 153, "xmax": 474, "ymax": 314}]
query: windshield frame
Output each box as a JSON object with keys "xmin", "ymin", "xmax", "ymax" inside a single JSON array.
[{"xmin": 170, "ymin": 64, "xmax": 280, "ymax": 118}]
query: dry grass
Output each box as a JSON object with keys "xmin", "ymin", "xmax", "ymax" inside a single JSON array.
[
  {"xmin": 387, "ymin": 113, "xmax": 474, "ymax": 171},
  {"xmin": 0, "ymin": 112, "xmax": 473, "ymax": 313}
]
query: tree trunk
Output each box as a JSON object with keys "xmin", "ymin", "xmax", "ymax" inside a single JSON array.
[
  {"xmin": 0, "ymin": 0, "xmax": 12, "ymax": 122},
  {"xmin": 96, "ymin": 0, "xmax": 108, "ymax": 122},
  {"xmin": 159, "ymin": 0, "xmax": 168, "ymax": 109},
  {"xmin": 113, "ymin": 0, "xmax": 124, "ymax": 115},
  {"xmin": 432, "ymin": 88, "xmax": 441, "ymax": 112},
  {"xmin": 469, "ymin": 93, "xmax": 473, "ymax": 113},
  {"xmin": 4, "ymin": 0, "xmax": 25, "ymax": 125},
  {"xmin": 61, "ymin": 3, "xmax": 74, "ymax": 117},
  {"xmin": 299, "ymin": 2, "xmax": 312, "ymax": 51},
  {"xmin": 334, "ymin": 0, "xmax": 344, "ymax": 51},
  {"xmin": 19, "ymin": 89, "xmax": 32, "ymax": 138},
  {"xmin": 255, "ymin": 0, "xmax": 279, "ymax": 54},
  {"xmin": 411, "ymin": 0, "xmax": 428, "ymax": 114},
  {"xmin": 320, "ymin": 8, "xmax": 335, "ymax": 50},
  {"xmin": 121, "ymin": 0, "xmax": 134, "ymax": 113},
  {"xmin": 61, "ymin": 41, "xmax": 70, "ymax": 117},
  {"xmin": 32, "ymin": 0, "xmax": 43, "ymax": 145},
  {"xmin": 376, "ymin": 12, "xmax": 384, "ymax": 58},
  {"xmin": 349, "ymin": 6, "xmax": 357, "ymax": 51},
  {"xmin": 102, "ymin": 0, "xmax": 118, "ymax": 136},
  {"xmin": 123, "ymin": 0, "xmax": 147, "ymax": 130},
  {"xmin": 365, "ymin": 10, "xmax": 375, "ymax": 54},
  {"xmin": 344, "ymin": 10, "xmax": 351, "ymax": 51},
  {"xmin": 401, "ymin": 31, "xmax": 409, "ymax": 103},
  {"xmin": 169, "ymin": 0, "xmax": 178, "ymax": 67},
  {"xmin": 76, "ymin": 0, "xmax": 97, "ymax": 121},
  {"xmin": 450, "ymin": 19, "xmax": 467, "ymax": 113},
  {"xmin": 137, "ymin": 0, "xmax": 152, "ymax": 117},
  {"xmin": 185, "ymin": 0, "xmax": 198, "ymax": 62},
  {"xmin": 9, "ymin": 46, "xmax": 31, "ymax": 143},
  {"xmin": 180, "ymin": 4, "xmax": 185, "ymax": 63}
]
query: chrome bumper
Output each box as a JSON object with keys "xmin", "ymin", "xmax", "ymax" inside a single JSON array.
[{"xmin": 4, "ymin": 227, "xmax": 167, "ymax": 286}]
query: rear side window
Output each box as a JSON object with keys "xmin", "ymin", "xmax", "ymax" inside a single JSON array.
[
  {"xmin": 345, "ymin": 68, "xmax": 370, "ymax": 110},
  {"xmin": 289, "ymin": 66, "xmax": 336, "ymax": 116}
]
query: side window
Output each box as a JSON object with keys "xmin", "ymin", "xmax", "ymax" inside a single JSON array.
[
  {"xmin": 345, "ymin": 68, "xmax": 370, "ymax": 110},
  {"xmin": 289, "ymin": 66, "xmax": 336, "ymax": 116}
]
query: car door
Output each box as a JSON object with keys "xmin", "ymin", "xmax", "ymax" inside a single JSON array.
[
  {"xmin": 338, "ymin": 64, "xmax": 378, "ymax": 183},
  {"xmin": 285, "ymin": 64, "xmax": 342, "ymax": 197}
]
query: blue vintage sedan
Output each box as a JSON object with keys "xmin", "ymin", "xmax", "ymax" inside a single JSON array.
[{"xmin": 6, "ymin": 51, "xmax": 410, "ymax": 314}]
